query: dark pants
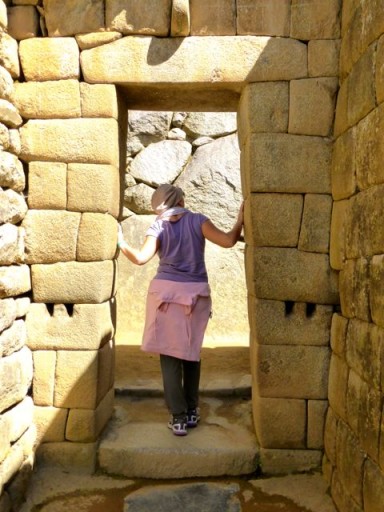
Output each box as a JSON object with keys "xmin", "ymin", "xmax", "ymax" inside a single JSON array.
[{"xmin": 160, "ymin": 354, "xmax": 201, "ymax": 416}]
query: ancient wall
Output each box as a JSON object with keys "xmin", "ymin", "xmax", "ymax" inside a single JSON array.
[
  {"xmin": 0, "ymin": 0, "xmax": 355, "ymax": 507},
  {"xmin": 324, "ymin": 1, "xmax": 384, "ymax": 511}
]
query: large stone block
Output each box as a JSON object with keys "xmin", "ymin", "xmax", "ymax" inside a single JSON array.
[
  {"xmin": 346, "ymin": 370, "xmax": 381, "ymax": 462},
  {"xmin": 77, "ymin": 213, "xmax": 117, "ymax": 262},
  {"xmin": 336, "ymin": 421, "xmax": 365, "ymax": 507},
  {"xmin": 20, "ymin": 118, "xmax": 119, "ymax": 167},
  {"xmin": 363, "ymin": 459, "xmax": 384, "ymax": 512},
  {"xmin": 289, "ymin": 78, "xmax": 338, "ymax": 137},
  {"xmin": 330, "ymin": 199, "xmax": 349, "ymax": 270},
  {"xmin": 0, "ymin": 320, "xmax": 26, "ymax": 357},
  {"xmin": 27, "ymin": 162, "xmax": 67, "ymax": 210},
  {"xmin": 54, "ymin": 350, "xmax": 99, "ymax": 408},
  {"xmin": 80, "ymin": 83, "xmax": 118, "ymax": 119},
  {"xmin": 26, "ymin": 302, "xmax": 114, "ymax": 351},
  {"xmin": 345, "ymin": 185, "xmax": 384, "ymax": 258},
  {"xmin": 328, "ymin": 353, "xmax": 348, "ymax": 422},
  {"xmin": 36, "ymin": 442, "xmax": 97, "ymax": 474},
  {"xmin": 171, "ymin": 0, "xmax": 190, "ymax": 37},
  {"xmin": 258, "ymin": 449, "xmax": 322, "ymax": 475},
  {"xmin": 371, "ymin": 255, "xmax": 384, "ymax": 329},
  {"xmin": 244, "ymin": 193, "xmax": 302, "ymax": 247},
  {"xmin": 291, "ymin": 0, "xmax": 341, "ymax": 40},
  {"xmin": 253, "ymin": 396, "xmax": 306, "ymax": 449},
  {"xmin": 331, "ymin": 469, "xmax": 364, "ymax": 512},
  {"xmin": 308, "ymin": 39, "xmax": 340, "ymax": 78},
  {"xmin": 346, "ymin": 319, "xmax": 382, "ymax": 390},
  {"xmin": 19, "ymin": 37, "xmax": 80, "ymax": 81},
  {"xmin": 250, "ymin": 248, "xmax": 338, "ymax": 304},
  {"xmin": 3, "ymin": 396, "xmax": 33, "ymax": 444},
  {"xmin": 14, "ymin": 80, "xmax": 81, "ymax": 119},
  {"xmin": 307, "ymin": 400, "xmax": 328, "ymax": 449},
  {"xmin": 67, "ymin": 163, "xmax": 120, "ymax": 217},
  {"xmin": 33, "ymin": 406, "xmax": 67, "ymax": 443},
  {"xmin": 237, "ymin": 0, "xmax": 290, "ymax": 36},
  {"xmin": 31, "ymin": 261, "xmax": 115, "ymax": 304},
  {"xmin": 190, "ymin": 0, "xmax": 235, "ymax": 36},
  {"xmin": 347, "ymin": 43, "xmax": 376, "ymax": 128},
  {"xmin": 22, "ymin": 210, "xmax": 81, "ymax": 264},
  {"xmin": 32, "ymin": 350, "xmax": 56, "ymax": 406},
  {"xmin": 44, "ymin": 0, "xmax": 105, "ymax": 37},
  {"xmin": 324, "ymin": 406, "xmax": 338, "ymax": 465},
  {"xmin": 254, "ymin": 345, "xmax": 330, "ymax": 399},
  {"xmin": 81, "ymin": 36, "xmax": 307, "ymax": 85},
  {"xmin": 237, "ymin": 82, "xmax": 289, "ymax": 144},
  {"xmin": 333, "ymin": 77, "xmax": 350, "ymax": 137},
  {"xmin": 339, "ymin": 258, "xmax": 370, "ymax": 321},
  {"xmin": 298, "ymin": 194, "xmax": 332, "ymax": 253},
  {"xmin": 330, "ymin": 313, "xmax": 348, "ymax": 356},
  {"xmin": 0, "ymin": 265, "xmax": 31, "ymax": 299},
  {"xmin": 75, "ymin": 31, "xmax": 122, "ymax": 51},
  {"xmin": 245, "ymin": 133, "xmax": 332, "ymax": 193},
  {"xmin": 0, "ymin": 347, "xmax": 33, "ymax": 414},
  {"xmin": 0, "ymin": 67, "xmax": 15, "ymax": 103},
  {"xmin": 7, "ymin": 6, "xmax": 39, "ymax": 40},
  {"xmin": 355, "ymin": 105, "xmax": 384, "ymax": 190},
  {"xmin": 106, "ymin": 0, "xmax": 171, "ymax": 35},
  {"xmin": 96, "ymin": 339, "xmax": 114, "ymax": 403},
  {"xmin": 66, "ymin": 388, "xmax": 114, "ymax": 442},
  {"xmin": 249, "ymin": 297, "xmax": 332, "ymax": 346},
  {"xmin": 376, "ymin": 34, "xmax": 384, "ymax": 105},
  {"xmin": 0, "ymin": 416, "xmax": 11, "ymax": 464}
]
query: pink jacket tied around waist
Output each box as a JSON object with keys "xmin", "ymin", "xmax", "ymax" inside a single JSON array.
[{"xmin": 141, "ymin": 279, "xmax": 212, "ymax": 362}]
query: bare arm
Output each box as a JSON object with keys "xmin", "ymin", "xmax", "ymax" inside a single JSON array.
[
  {"xmin": 118, "ymin": 231, "xmax": 159, "ymax": 265},
  {"xmin": 201, "ymin": 202, "xmax": 244, "ymax": 248}
]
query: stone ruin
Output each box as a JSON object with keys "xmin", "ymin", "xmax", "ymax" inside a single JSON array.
[{"xmin": 0, "ymin": 0, "xmax": 383, "ymax": 511}]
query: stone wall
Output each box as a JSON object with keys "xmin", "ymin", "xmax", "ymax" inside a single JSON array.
[
  {"xmin": 324, "ymin": 2, "xmax": 384, "ymax": 511},
  {"xmin": 118, "ymin": 110, "xmax": 247, "ymax": 347}
]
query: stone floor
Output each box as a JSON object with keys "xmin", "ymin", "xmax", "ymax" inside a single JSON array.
[{"xmin": 20, "ymin": 345, "xmax": 337, "ymax": 512}]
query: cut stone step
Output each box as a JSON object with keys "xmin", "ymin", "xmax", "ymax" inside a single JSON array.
[{"xmin": 98, "ymin": 395, "xmax": 259, "ymax": 479}]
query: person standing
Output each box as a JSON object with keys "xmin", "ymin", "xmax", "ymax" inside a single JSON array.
[{"xmin": 118, "ymin": 184, "xmax": 244, "ymax": 436}]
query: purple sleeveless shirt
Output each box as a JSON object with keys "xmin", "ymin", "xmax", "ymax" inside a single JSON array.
[{"xmin": 146, "ymin": 211, "xmax": 208, "ymax": 283}]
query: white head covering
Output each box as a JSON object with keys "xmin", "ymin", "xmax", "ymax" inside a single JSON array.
[{"xmin": 151, "ymin": 184, "xmax": 185, "ymax": 215}]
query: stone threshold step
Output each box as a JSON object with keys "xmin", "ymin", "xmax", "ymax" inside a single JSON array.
[{"xmin": 98, "ymin": 395, "xmax": 259, "ymax": 479}]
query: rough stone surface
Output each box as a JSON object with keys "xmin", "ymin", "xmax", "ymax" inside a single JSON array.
[
  {"xmin": 363, "ymin": 458, "xmax": 384, "ymax": 512},
  {"xmin": 20, "ymin": 118, "xmax": 119, "ymax": 167},
  {"xmin": 298, "ymin": 194, "xmax": 332, "ymax": 253},
  {"xmin": 0, "ymin": 347, "xmax": 33, "ymax": 414},
  {"xmin": 245, "ymin": 133, "xmax": 332, "ymax": 194},
  {"xmin": 332, "ymin": 128, "xmax": 356, "ymax": 200},
  {"xmin": 14, "ymin": 80, "xmax": 81, "ymax": 119},
  {"xmin": 249, "ymin": 248, "xmax": 338, "ymax": 304},
  {"xmin": 259, "ymin": 449, "xmax": 322, "ymax": 476},
  {"xmin": 19, "ymin": 37, "xmax": 80, "ymax": 81},
  {"xmin": 32, "ymin": 350, "xmax": 56, "ymax": 406},
  {"xmin": 0, "ymin": 151, "xmax": 25, "ymax": 191},
  {"xmin": 106, "ymin": 0, "xmax": 172, "ymax": 35},
  {"xmin": 339, "ymin": 258, "xmax": 370, "ymax": 321},
  {"xmin": 44, "ymin": 0, "xmax": 105, "ymax": 37},
  {"xmin": 130, "ymin": 140, "xmax": 191, "ymax": 186},
  {"xmin": 244, "ymin": 193, "xmax": 302, "ymax": 247},
  {"xmin": 80, "ymin": 83, "xmax": 118, "ymax": 118},
  {"xmin": 171, "ymin": 0, "xmax": 190, "ymax": 36},
  {"xmin": 254, "ymin": 345, "xmax": 330, "ymax": 399},
  {"xmin": 27, "ymin": 162, "xmax": 67, "ymax": 210},
  {"xmin": 22, "ymin": 210, "xmax": 81, "ymax": 264},
  {"xmin": 330, "ymin": 199, "xmax": 349, "ymax": 270},
  {"xmin": 330, "ymin": 313, "xmax": 348, "ymax": 356},
  {"xmin": 308, "ymin": 39, "xmax": 341, "ymax": 78},
  {"xmin": 0, "ymin": 99, "xmax": 22, "ymax": 128},
  {"xmin": 328, "ymin": 354, "xmax": 348, "ymax": 422},
  {"xmin": 75, "ymin": 31, "xmax": 122, "ymax": 51},
  {"xmin": 237, "ymin": 0, "xmax": 290, "ymax": 36},
  {"xmin": 33, "ymin": 406, "xmax": 67, "ymax": 444},
  {"xmin": 26, "ymin": 302, "xmax": 114, "ymax": 351},
  {"xmin": 291, "ymin": 0, "xmax": 341, "ymax": 40},
  {"xmin": 0, "ymin": 320, "xmax": 26, "ymax": 357},
  {"xmin": 0, "ymin": 298, "xmax": 17, "ymax": 334},
  {"xmin": 3, "ymin": 397, "xmax": 33, "ymax": 444},
  {"xmin": 249, "ymin": 297, "xmax": 332, "ymax": 346},
  {"xmin": 0, "ymin": 265, "xmax": 31, "ymax": 299},
  {"xmin": 0, "ymin": 189, "xmax": 28, "ymax": 224},
  {"xmin": 183, "ymin": 112, "xmax": 237, "ymax": 138},
  {"xmin": 124, "ymin": 183, "xmax": 154, "ymax": 214},
  {"xmin": 67, "ymin": 163, "xmax": 120, "ymax": 217},
  {"xmin": 124, "ymin": 482, "xmax": 241, "ymax": 512},
  {"xmin": 128, "ymin": 111, "xmax": 172, "ymax": 146},
  {"xmin": 0, "ymin": 67, "xmax": 14, "ymax": 103},
  {"xmin": 0, "ymin": 32, "xmax": 20, "ymax": 78},
  {"xmin": 0, "ymin": 223, "xmax": 23, "ymax": 265},
  {"xmin": 307, "ymin": 400, "xmax": 328, "ymax": 449},
  {"xmin": 36, "ymin": 442, "xmax": 97, "ymax": 474},
  {"xmin": 31, "ymin": 261, "xmax": 115, "ymax": 304}
]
